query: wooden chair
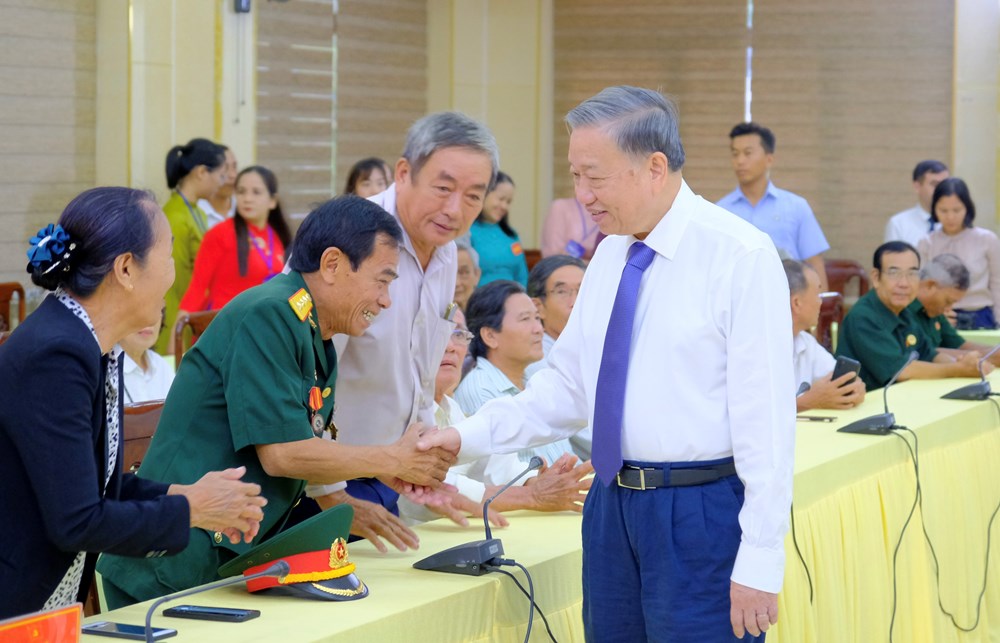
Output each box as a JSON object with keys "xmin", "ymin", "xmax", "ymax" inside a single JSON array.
[
  {"xmin": 814, "ymin": 292, "xmax": 845, "ymax": 353},
  {"xmin": 824, "ymin": 259, "xmax": 869, "ymax": 310},
  {"xmin": 122, "ymin": 400, "xmax": 164, "ymax": 473},
  {"xmin": 0, "ymin": 282, "xmax": 26, "ymax": 332},
  {"xmin": 84, "ymin": 400, "xmax": 165, "ymax": 616},
  {"xmin": 172, "ymin": 310, "xmax": 218, "ymax": 366},
  {"xmin": 524, "ymin": 248, "xmax": 542, "ymax": 273}
]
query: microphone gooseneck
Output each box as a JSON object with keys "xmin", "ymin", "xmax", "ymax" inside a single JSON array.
[
  {"xmin": 978, "ymin": 343, "xmax": 1000, "ymax": 380},
  {"xmin": 143, "ymin": 560, "xmax": 289, "ymax": 642},
  {"xmin": 883, "ymin": 351, "xmax": 919, "ymax": 415},
  {"xmin": 483, "ymin": 457, "xmax": 543, "ymax": 541}
]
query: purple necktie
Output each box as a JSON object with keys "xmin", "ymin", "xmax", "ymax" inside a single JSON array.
[{"xmin": 592, "ymin": 241, "xmax": 657, "ymax": 485}]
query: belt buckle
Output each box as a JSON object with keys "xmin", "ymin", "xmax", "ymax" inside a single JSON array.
[{"xmin": 616, "ymin": 465, "xmax": 649, "ymax": 491}]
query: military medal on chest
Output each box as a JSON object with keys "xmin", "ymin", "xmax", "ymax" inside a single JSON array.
[{"xmin": 309, "ymin": 385, "xmax": 325, "ymax": 437}]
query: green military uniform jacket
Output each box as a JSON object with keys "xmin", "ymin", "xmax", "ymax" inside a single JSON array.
[
  {"xmin": 907, "ymin": 299, "xmax": 966, "ymax": 350},
  {"xmin": 835, "ymin": 290, "xmax": 936, "ymax": 389},
  {"xmin": 156, "ymin": 191, "xmax": 209, "ymax": 354},
  {"xmin": 98, "ymin": 271, "xmax": 338, "ymax": 603}
]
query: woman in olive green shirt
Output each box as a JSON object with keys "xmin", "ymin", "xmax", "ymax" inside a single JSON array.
[{"xmin": 155, "ymin": 138, "xmax": 228, "ymax": 354}]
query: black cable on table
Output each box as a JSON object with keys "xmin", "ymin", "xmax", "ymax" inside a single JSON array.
[
  {"xmin": 895, "ymin": 425, "xmax": 1000, "ymax": 634},
  {"xmin": 485, "ymin": 563, "xmax": 558, "ymax": 643},
  {"xmin": 789, "ymin": 503, "xmax": 814, "ymax": 604}
]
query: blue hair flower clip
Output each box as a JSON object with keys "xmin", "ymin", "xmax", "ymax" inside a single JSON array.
[{"xmin": 27, "ymin": 224, "xmax": 76, "ymax": 274}]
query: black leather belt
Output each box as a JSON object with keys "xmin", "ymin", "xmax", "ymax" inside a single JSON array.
[{"xmin": 615, "ymin": 462, "xmax": 737, "ymax": 490}]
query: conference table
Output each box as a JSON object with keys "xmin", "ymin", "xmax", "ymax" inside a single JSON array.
[{"xmin": 87, "ymin": 373, "xmax": 1000, "ymax": 642}]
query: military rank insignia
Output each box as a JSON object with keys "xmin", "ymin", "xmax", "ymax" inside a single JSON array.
[{"xmin": 288, "ymin": 288, "xmax": 313, "ymax": 322}]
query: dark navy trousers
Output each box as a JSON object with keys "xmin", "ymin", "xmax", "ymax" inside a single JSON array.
[{"xmin": 582, "ymin": 458, "xmax": 765, "ymax": 643}]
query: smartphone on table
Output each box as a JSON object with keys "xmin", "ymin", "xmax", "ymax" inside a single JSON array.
[
  {"xmin": 162, "ymin": 605, "xmax": 260, "ymax": 622},
  {"xmin": 82, "ymin": 621, "xmax": 177, "ymax": 640}
]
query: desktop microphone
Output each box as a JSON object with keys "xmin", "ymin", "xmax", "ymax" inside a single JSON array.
[
  {"xmin": 940, "ymin": 343, "xmax": 1000, "ymax": 400},
  {"xmin": 143, "ymin": 560, "xmax": 289, "ymax": 643},
  {"xmin": 838, "ymin": 351, "xmax": 918, "ymax": 436},
  {"xmin": 413, "ymin": 457, "xmax": 544, "ymax": 576}
]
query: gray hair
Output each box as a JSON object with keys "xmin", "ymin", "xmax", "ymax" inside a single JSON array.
[
  {"xmin": 401, "ymin": 112, "xmax": 499, "ymax": 187},
  {"xmin": 920, "ymin": 253, "xmax": 970, "ymax": 291},
  {"xmin": 783, "ymin": 258, "xmax": 816, "ymax": 295},
  {"xmin": 565, "ymin": 86, "xmax": 685, "ymax": 171},
  {"xmin": 455, "ymin": 236, "xmax": 480, "ymax": 270}
]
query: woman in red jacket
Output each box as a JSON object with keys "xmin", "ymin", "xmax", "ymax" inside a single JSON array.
[{"xmin": 180, "ymin": 166, "xmax": 292, "ymax": 312}]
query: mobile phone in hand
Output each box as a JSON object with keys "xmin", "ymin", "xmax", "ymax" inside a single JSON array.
[{"xmin": 831, "ymin": 356, "xmax": 861, "ymax": 385}]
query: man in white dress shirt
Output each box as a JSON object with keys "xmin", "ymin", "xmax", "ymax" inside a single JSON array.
[
  {"xmin": 784, "ymin": 259, "xmax": 865, "ymax": 411},
  {"xmin": 883, "ymin": 160, "xmax": 950, "ymax": 247},
  {"xmin": 420, "ymin": 86, "xmax": 795, "ymax": 641},
  {"xmin": 303, "ymin": 112, "xmax": 499, "ymax": 554}
]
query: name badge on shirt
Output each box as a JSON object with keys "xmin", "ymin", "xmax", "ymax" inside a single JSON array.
[{"xmin": 565, "ymin": 240, "xmax": 585, "ymax": 259}]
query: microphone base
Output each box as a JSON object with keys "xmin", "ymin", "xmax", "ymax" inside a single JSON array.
[
  {"xmin": 412, "ymin": 538, "xmax": 504, "ymax": 576},
  {"xmin": 838, "ymin": 413, "xmax": 896, "ymax": 436},
  {"xmin": 941, "ymin": 381, "xmax": 991, "ymax": 401}
]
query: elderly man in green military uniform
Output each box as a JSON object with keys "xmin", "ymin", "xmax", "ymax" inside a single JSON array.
[
  {"xmin": 909, "ymin": 253, "xmax": 1000, "ymax": 366},
  {"xmin": 836, "ymin": 241, "xmax": 983, "ymax": 389},
  {"xmin": 98, "ymin": 196, "xmax": 456, "ymax": 607}
]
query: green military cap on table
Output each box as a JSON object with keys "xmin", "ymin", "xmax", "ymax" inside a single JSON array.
[{"xmin": 220, "ymin": 504, "xmax": 369, "ymax": 601}]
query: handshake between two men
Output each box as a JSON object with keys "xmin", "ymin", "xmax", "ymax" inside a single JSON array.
[{"xmin": 317, "ymin": 421, "xmax": 593, "ymax": 554}]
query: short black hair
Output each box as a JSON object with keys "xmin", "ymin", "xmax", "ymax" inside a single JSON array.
[
  {"xmin": 873, "ymin": 241, "xmax": 920, "ymax": 272},
  {"xmin": 165, "ymin": 138, "xmax": 226, "ymax": 189},
  {"xmin": 527, "ymin": 255, "xmax": 585, "ymax": 299},
  {"xmin": 29, "ymin": 187, "xmax": 159, "ymax": 297},
  {"xmin": 465, "ymin": 279, "xmax": 526, "ymax": 360},
  {"xmin": 729, "ymin": 122, "xmax": 776, "ymax": 154},
  {"xmin": 288, "ymin": 195, "xmax": 403, "ymax": 273},
  {"xmin": 912, "ymin": 160, "xmax": 948, "ymax": 182},
  {"xmin": 930, "ymin": 177, "xmax": 976, "ymax": 229}
]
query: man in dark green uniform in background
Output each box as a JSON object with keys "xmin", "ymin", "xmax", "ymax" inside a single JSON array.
[
  {"xmin": 836, "ymin": 241, "xmax": 983, "ymax": 389},
  {"xmin": 98, "ymin": 196, "xmax": 456, "ymax": 607},
  {"xmin": 909, "ymin": 253, "xmax": 1000, "ymax": 368}
]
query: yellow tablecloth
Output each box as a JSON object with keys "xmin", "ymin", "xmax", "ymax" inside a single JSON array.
[
  {"xmin": 88, "ymin": 374, "xmax": 1000, "ymax": 642},
  {"xmin": 964, "ymin": 329, "xmax": 1000, "ymax": 346},
  {"xmin": 777, "ymin": 374, "xmax": 1000, "ymax": 642},
  {"xmin": 88, "ymin": 512, "xmax": 584, "ymax": 642}
]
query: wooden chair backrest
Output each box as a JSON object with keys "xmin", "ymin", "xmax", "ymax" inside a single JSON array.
[
  {"xmin": 814, "ymin": 292, "xmax": 845, "ymax": 353},
  {"xmin": 84, "ymin": 399, "xmax": 164, "ymax": 615},
  {"xmin": 172, "ymin": 310, "xmax": 218, "ymax": 365},
  {"xmin": 0, "ymin": 282, "xmax": 26, "ymax": 332}
]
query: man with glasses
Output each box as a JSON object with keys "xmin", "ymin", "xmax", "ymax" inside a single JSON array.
[
  {"xmin": 526, "ymin": 255, "xmax": 591, "ymax": 457},
  {"xmin": 836, "ymin": 241, "xmax": 983, "ymax": 389},
  {"xmin": 400, "ymin": 308, "xmax": 591, "ymax": 523}
]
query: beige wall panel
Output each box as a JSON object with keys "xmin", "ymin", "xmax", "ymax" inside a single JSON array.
[
  {"xmin": 257, "ymin": 0, "xmax": 335, "ymax": 218},
  {"xmin": 131, "ymin": 62, "xmax": 174, "ymax": 195},
  {"xmin": 336, "ymin": 0, "xmax": 427, "ymax": 185},
  {"xmin": 553, "ymin": 24, "xmax": 745, "ymax": 200},
  {"xmin": 1, "ymin": 0, "xmax": 94, "ymax": 11},
  {"xmin": 0, "ymin": 6, "xmax": 95, "ymax": 40},
  {"xmin": 0, "ymin": 0, "xmax": 96, "ymax": 285},
  {"xmin": 751, "ymin": 0, "xmax": 953, "ymax": 264},
  {"xmin": 2, "ymin": 35, "xmax": 96, "ymax": 70}
]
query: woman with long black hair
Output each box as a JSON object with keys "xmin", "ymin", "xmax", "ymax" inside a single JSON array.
[
  {"xmin": 180, "ymin": 166, "xmax": 292, "ymax": 312},
  {"xmin": 157, "ymin": 138, "xmax": 228, "ymax": 352}
]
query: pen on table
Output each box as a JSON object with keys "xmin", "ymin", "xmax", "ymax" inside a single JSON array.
[{"xmin": 796, "ymin": 415, "xmax": 835, "ymax": 423}]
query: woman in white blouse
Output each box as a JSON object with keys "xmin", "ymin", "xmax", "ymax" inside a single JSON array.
[
  {"xmin": 918, "ymin": 178, "xmax": 1000, "ymax": 329},
  {"xmin": 120, "ymin": 309, "xmax": 175, "ymax": 403}
]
